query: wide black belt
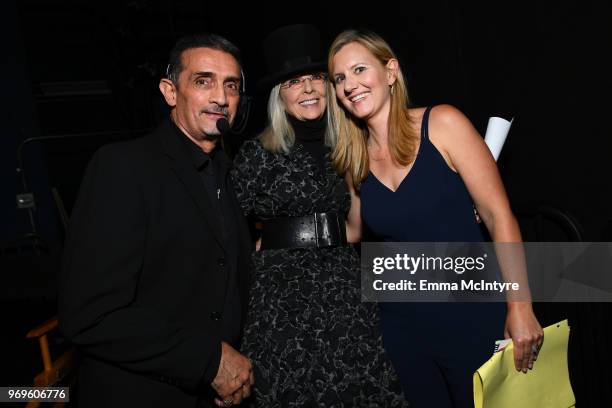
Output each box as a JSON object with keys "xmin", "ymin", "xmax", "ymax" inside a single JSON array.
[{"xmin": 260, "ymin": 212, "xmax": 347, "ymax": 250}]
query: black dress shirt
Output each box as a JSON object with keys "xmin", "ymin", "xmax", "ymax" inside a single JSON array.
[{"xmin": 175, "ymin": 126, "xmax": 242, "ymax": 346}]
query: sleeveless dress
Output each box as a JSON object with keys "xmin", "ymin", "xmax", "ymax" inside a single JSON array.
[
  {"xmin": 232, "ymin": 131, "xmax": 408, "ymax": 407},
  {"xmin": 360, "ymin": 106, "xmax": 506, "ymax": 408}
]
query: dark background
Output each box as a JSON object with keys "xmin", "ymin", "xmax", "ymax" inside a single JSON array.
[{"xmin": 2, "ymin": 0, "xmax": 611, "ymax": 405}]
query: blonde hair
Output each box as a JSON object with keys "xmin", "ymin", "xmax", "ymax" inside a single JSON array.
[
  {"xmin": 327, "ymin": 29, "xmax": 417, "ymax": 190},
  {"xmin": 259, "ymin": 82, "xmax": 337, "ymax": 154}
]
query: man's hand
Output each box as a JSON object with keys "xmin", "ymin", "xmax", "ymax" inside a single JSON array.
[{"xmin": 211, "ymin": 342, "xmax": 254, "ymax": 406}]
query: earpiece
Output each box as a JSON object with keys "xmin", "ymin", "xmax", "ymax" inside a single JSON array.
[{"xmin": 233, "ymin": 69, "xmax": 251, "ymax": 135}]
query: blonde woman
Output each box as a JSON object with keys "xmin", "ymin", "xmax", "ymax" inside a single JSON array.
[{"xmin": 328, "ymin": 29, "xmax": 543, "ymax": 408}]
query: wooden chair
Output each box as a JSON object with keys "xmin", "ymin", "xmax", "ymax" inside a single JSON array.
[{"xmin": 25, "ymin": 316, "xmax": 78, "ymax": 408}]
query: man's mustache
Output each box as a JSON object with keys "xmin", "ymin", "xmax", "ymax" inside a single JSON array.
[{"xmin": 200, "ymin": 106, "xmax": 229, "ymax": 117}]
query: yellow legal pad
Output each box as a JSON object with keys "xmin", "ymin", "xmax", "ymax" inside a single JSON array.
[{"xmin": 473, "ymin": 319, "xmax": 575, "ymax": 408}]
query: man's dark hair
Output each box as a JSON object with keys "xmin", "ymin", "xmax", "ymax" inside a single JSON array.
[{"xmin": 166, "ymin": 33, "xmax": 243, "ymax": 86}]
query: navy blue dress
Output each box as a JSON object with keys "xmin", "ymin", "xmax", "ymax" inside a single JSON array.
[{"xmin": 360, "ymin": 106, "xmax": 506, "ymax": 408}]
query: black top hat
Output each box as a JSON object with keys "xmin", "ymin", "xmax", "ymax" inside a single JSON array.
[{"xmin": 258, "ymin": 24, "xmax": 327, "ymax": 89}]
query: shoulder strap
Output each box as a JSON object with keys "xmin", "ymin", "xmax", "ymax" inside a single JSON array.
[{"xmin": 421, "ymin": 106, "xmax": 434, "ymax": 140}]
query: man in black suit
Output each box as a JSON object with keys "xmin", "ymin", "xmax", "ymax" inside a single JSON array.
[{"xmin": 59, "ymin": 33, "xmax": 253, "ymax": 408}]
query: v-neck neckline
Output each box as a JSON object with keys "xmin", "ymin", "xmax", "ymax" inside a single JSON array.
[{"xmin": 368, "ymin": 137, "xmax": 422, "ymax": 193}]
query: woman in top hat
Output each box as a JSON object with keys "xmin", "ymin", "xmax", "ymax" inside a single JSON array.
[{"xmin": 231, "ymin": 24, "xmax": 407, "ymax": 407}]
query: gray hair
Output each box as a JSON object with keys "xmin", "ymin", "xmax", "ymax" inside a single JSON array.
[{"xmin": 259, "ymin": 82, "xmax": 337, "ymax": 154}]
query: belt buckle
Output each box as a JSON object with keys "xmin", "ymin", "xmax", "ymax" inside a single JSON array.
[
  {"xmin": 313, "ymin": 213, "xmax": 320, "ymax": 247},
  {"xmin": 315, "ymin": 212, "xmax": 335, "ymax": 248}
]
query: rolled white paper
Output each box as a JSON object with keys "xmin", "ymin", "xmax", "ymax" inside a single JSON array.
[{"xmin": 484, "ymin": 117, "xmax": 513, "ymax": 161}]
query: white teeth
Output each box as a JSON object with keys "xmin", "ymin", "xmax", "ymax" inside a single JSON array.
[
  {"xmin": 350, "ymin": 93, "xmax": 368, "ymax": 103},
  {"xmin": 299, "ymin": 99, "xmax": 318, "ymax": 106}
]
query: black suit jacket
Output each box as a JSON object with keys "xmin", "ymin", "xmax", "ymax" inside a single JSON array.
[{"xmin": 58, "ymin": 119, "xmax": 251, "ymax": 407}]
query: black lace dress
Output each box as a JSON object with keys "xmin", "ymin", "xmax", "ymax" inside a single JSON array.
[{"xmin": 231, "ymin": 117, "xmax": 408, "ymax": 407}]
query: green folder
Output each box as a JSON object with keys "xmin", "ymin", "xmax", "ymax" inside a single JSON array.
[{"xmin": 474, "ymin": 319, "xmax": 575, "ymax": 408}]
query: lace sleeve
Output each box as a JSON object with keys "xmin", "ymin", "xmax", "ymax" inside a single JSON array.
[{"xmin": 231, "ymin": 139, "xmax": 260, "ymax": 216}]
